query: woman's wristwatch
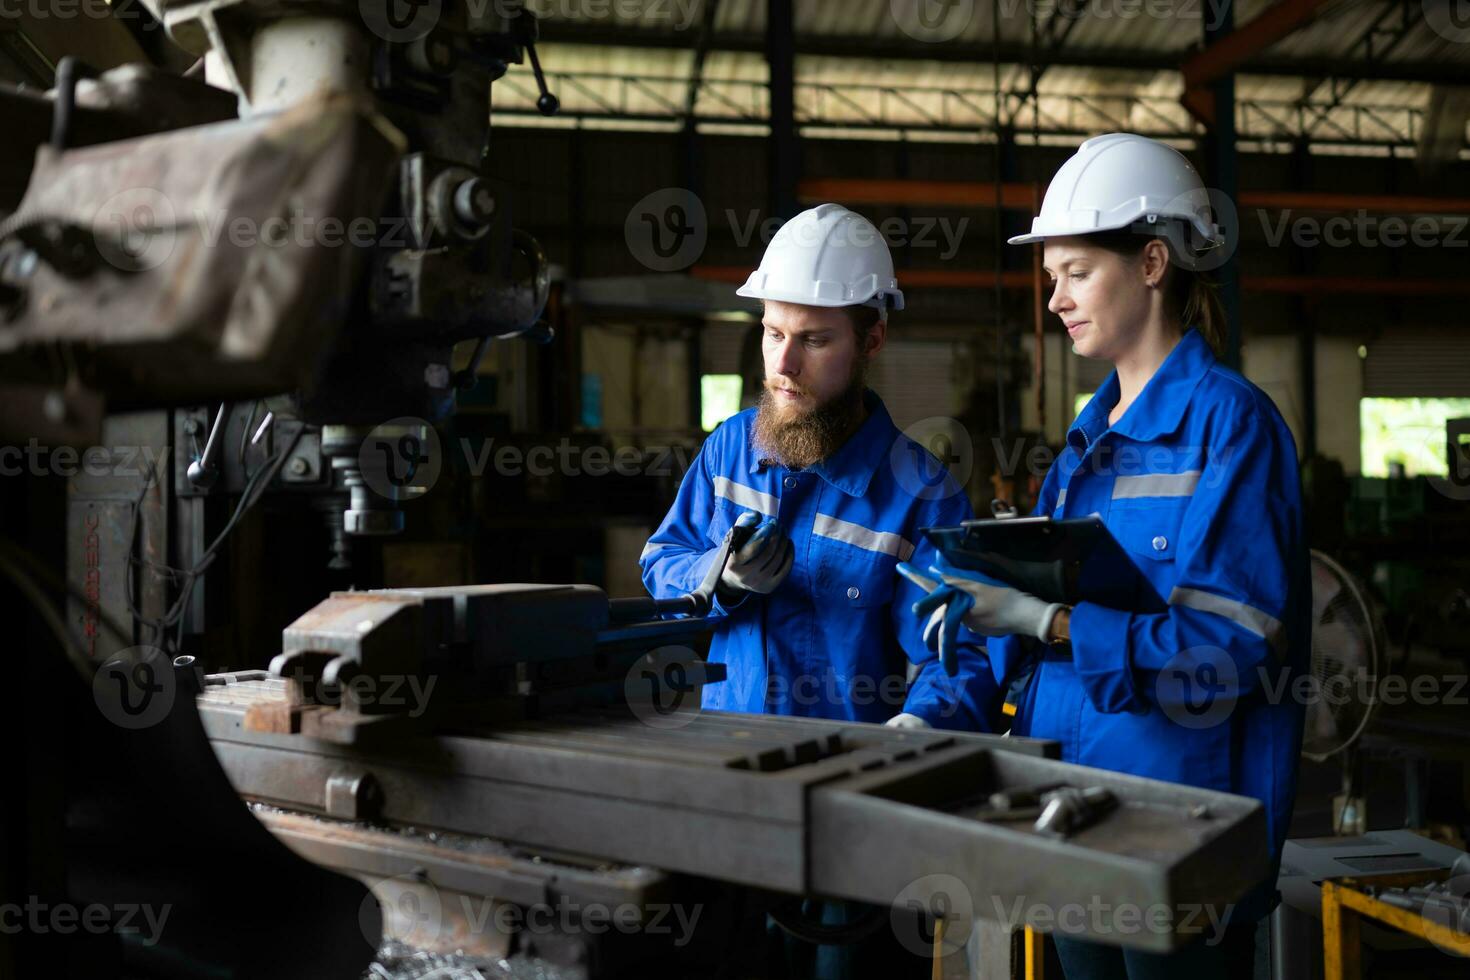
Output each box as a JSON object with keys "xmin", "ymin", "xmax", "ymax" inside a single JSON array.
[{"xmin": 1046, "ymin": 606, "xmax": 1073, "ymax": 649}]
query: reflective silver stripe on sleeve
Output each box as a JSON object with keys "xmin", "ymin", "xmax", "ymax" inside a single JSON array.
[
  {"xmin": 1169, "ymin": 586, "xmax": 1286, "ymax": 659},
  {"xmin": 712, "ymin": 476, "xmax": 778, "ymax": 516},
  {"xmin": 1055, "ymin": 488, "xmax": 1068, "ymax": 508},
  {"xmin": 1112, "ymin": 470, "xmax": 1202, "ymax": 500},
  {"xmin": 639, "ymin": 541, "xmax": 667, "ymax": 561},
  {"xmin": 812, "ymin": 513, "xmax": 915, "ymax": 561}
]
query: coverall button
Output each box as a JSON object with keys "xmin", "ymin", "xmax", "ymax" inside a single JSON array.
[
  {"xmin": 846, "ymin": 586, "xmax": 860, "ymax": 600},
  {"xmin": 784, "ymin": 476, "xmax": 797, "ymax": 489},
  {"xmin": 1152, "ymin": 535, "xmax": 1168, "ymax": 551}
]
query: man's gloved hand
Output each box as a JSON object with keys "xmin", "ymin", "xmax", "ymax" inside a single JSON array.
[
  {"xmin": 717, "ymin": 511, "xmax": 794, "ymax": 599},
  {"xmin": 896, "ymin": 558, "xmax": 1065, "ymax": 676},
  {"xmin": 884, "ymin": 712, "xmax": 930, "ymax": 730}
]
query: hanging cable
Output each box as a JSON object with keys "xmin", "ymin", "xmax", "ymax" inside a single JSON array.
[
  {"xmin": 127, "ymin": 425, "xmax": 303, "ymax": 652},
  {"xmin": 0, "ymin": 540, "xmax": 135, "ymax": 683}
]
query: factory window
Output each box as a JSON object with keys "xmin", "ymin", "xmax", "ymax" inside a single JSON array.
[
  {"xmin": 701, "ymin": 374, "xmax": 743, "ymax": 432},
  {"xmin": 1360, "ymin": 398, "xmax": 1470, "ymax": 477}
]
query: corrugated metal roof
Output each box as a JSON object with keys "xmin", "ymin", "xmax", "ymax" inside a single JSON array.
[
  {"xmin": 509, "ymin": 1, "xmax": 1470, "ymax": 149},
  {"xmin": 533, "ymin": 0, "xmax": 1467, "ymax": 63}
]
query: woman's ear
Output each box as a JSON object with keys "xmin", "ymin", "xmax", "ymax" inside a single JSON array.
[{"xmin": 1141, "ymin": 239, "xmax": 1170, "ymax": 288}]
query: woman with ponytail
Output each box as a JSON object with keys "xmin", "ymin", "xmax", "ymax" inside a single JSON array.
[{"xmin": 899, "ymin": 134, "xmax": 1309, "ymax": 979}]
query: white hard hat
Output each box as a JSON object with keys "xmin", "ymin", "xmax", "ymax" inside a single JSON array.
[
  {"xmin": 737, "ymin": 203, "xmax": 905, "ymax": 315},
  {"xmin": 1008, "ymin": 133, "xmax": 1223, "ymax": 258}
]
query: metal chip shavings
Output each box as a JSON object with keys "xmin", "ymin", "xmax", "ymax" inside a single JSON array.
[{"xmin": 364, "ymin": 939, "xmax": 579, "ymax": 980}]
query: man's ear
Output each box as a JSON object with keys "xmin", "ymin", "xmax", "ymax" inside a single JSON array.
[{"xmin": 864, "ymin": 315, "xmax": 888, "ymax": 357}]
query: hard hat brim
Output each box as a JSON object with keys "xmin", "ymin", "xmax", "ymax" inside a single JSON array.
[
  {"xmin": 735, "ymin": 280, "xmax": 905, "ymax": 312},
  {"xmin": 1007, "ymin": 215, "xmax": 1139, "ymax": 246}
]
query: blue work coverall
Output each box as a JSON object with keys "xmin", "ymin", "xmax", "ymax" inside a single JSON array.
[
  {"xmin": 993, "ymin": 327, "xmax": 1309, "ymax": 923},
  {"xmin": 640, "ymin": 390, "xmax": 996, "ymax": 730}
]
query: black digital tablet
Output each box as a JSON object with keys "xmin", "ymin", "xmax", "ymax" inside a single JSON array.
[{"xmin": 919, "ymin": 516, "xmax": 1119, "ymax": 605}]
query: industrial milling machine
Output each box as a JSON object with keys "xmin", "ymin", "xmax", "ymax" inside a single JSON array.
[{"xmin": 0, "ymin": 3, "xmax": 1276, "ymax": 977}]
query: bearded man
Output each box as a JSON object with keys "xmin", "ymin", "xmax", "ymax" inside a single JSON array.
[{"xmin": 639, "ymin": 204, "xmax": 997, "ymax": 731}]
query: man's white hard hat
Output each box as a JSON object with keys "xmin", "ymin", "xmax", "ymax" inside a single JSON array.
[{"xmin": 737, "ymin": 203, "xmax": 905, "ymax": 316}]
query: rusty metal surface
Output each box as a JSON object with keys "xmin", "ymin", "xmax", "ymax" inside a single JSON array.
[
  {"xmin": 199, "ymin": 676, "xmax": 1264, "ymax": 952},
  {"xmin": 0, "ymin": 91, "xmax": 404, "ymax": 402},
  {"xmin": 250, "ymin": 804, "xmax": 672, "ymax": 917}
]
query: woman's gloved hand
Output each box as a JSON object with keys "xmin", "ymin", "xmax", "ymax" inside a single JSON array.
[{"xmin": 896, "ymin": 557, "xmax": 1066, "ymax": 675}]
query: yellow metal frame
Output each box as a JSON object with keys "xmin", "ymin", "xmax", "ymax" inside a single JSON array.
[
  {"xmin": 1024, "ymin": 926, "xmax": 1045, "ymax": 979},
  {"xmin": 1322, "ymin": 872, "xmax": 1470, "ymax": 980},
  {"xmin": 930, "ymin": 923, "xmax": 1045, "ymax": 979}
]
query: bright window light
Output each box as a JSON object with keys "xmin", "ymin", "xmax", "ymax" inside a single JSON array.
[
  {"xmin": 701, "ymin": 375, "xmax": 743, "ymax": 432},
  {"xmin": 1360, "ymin": 397, "xmax": 1470, "ymax": 477}
]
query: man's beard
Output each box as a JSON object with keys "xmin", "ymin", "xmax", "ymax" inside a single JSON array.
[{"xmin": 752, "ymin": 359, "xmax": 869, "ymax": 470}]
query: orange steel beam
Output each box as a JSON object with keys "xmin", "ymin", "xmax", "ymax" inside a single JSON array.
[
  {"xmin": 1240, "ymin": 190, "xmax": 1470, "ymax": 214},
  {"xmin": 690, "ymin": 267, "xmax": 1470, "ymax": 296},
  {"xmin": 799, "ymin": 178, "xmax": 1040, "ymax": 210},
  {"xmin": 1179, "ymin": 0, "xmax": 1331, "ymax": 126},
  {"xmin": 690, "ymin": 266, "xmax": 1036, "ymax": 288},
  {"xmin": 1244, "ymin": 276, "xmax": 1470, "ymax": 295},
  {"xmin": 799, "ymin": 178, "xmax": 1470, "ymax": 216}
]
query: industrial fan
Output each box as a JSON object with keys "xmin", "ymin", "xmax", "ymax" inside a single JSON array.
[
  {"xmin": 1306, "ymin": 550, "xmax": 1388, "ymax": 836},
  {"xmin": 1304, "ymin": 550, "xmax": 1385, "ymax": 761}
]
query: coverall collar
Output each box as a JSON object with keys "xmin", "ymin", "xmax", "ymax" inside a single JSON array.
[
  {"xmin": 1068, "ymin": 327, "xmax": 1215, "ymax": 452},
  {"xmin": 749, "ymin": 388, "xmax": 896, "ymax": 498}
]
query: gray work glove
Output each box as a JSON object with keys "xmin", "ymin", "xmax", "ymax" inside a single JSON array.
[
  {"xmin": 717, "ymin": 511, "xmax": 794, "ymax": 598},
  {"xmin": 897, "ymin": 559, "xmax": 1065, "ymax": 675}
]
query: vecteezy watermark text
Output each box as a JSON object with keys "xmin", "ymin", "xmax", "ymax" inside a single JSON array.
[{"xmin": 0, "ymin": 897, "xmax": 170, "ymax": 947}]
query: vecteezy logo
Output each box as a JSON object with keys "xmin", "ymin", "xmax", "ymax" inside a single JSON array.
[
  {"xmin": 92, "ymin": 645, "xmax": 175, "ymax": 730},
  {"xmin": 358, "ymin": 417, "xmax": 442, "ymax": 500},
  {"xmin": 891, "ymin": 873, "xmax": 973, "ymax": 957},
  {"xmin": 1426, "ymin": 424, "xmax": 1470, "ymax": 502},
  {"xmin": 625, "ymin": 645, "xmax": 703, "ymax": 730},
  {"xmin": 359, "ymin": 873, "xmax": 443, "ymax": 951},
  {"xmin": 890, "ymin": 0, "xmax": 975, "ymax": 43},
  {"xmin": 624, "ymin": 188, "xmax": 708, "ymax": 272},
  {"xmin": 891, "ymin": 417, "xmax": 973, "ymax": 500},
  {"xmin": 1159, "ymin": 184, "xmax": 1239, "ymax": 272},
  {"xmin": 94, "ymin": 187, "xmax": 176, "ymax": 273},
  {"xmin": 359, "ymin": 0, "xmax": 442, "ymax": 43},
  {"xmin": 1156, "ymin": 646, "xmax": 1238, "ymax": 730},
  {"xmin": 1424, "ymin": 0, "xmax": 1470, "ymax": 43}
]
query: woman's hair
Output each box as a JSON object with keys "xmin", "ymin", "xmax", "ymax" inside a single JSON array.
[{"xmin": 1082, "ymin": 226, "xmax": 1225, "ymax": 357}]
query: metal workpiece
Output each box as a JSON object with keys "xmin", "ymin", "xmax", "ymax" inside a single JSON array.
[
  {"xmin": 198, "ymin": 675, "xmax": 1265, "ymax": 952},
  {"xmin": 1033, "ymin": 786, "xmax": 1120, "ymax": 838}
]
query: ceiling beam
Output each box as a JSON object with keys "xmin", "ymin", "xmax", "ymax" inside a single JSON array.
[{"xmin": 538, "ymin": 21, "xmax": 1466, "ymax": 85}]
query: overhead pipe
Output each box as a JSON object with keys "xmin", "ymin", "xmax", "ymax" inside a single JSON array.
[
  {"xmin": 689, "ymin": 267, "xmax": 1470, "ymax": 296},
  {"xmin": 798, "ymin": 178, "xmax": 1470, "ymax": 216}
]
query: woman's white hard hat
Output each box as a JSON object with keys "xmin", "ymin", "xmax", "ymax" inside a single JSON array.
[{"xmin": 1008, "ymin": 133, "xmax": 1224, "ymax": 261}]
